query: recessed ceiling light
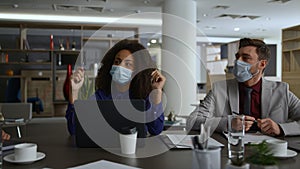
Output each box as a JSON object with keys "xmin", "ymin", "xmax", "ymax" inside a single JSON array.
[
  {"xmin": 203, "ymin": 14, "xmax": 208, "ymax": 17},
  {"xmin": 135, "ymin": 10, "xmax": 141, "ymax": 13},
  {"xmin": 147, "ymin": 42, "xmax": 151, "ymax": 46},
  {"xmin": 234, "ymin": 27, "xmax": 240, "ymax": 31},
  {"xmin": 144, "ymin": 0, "xmax": 150, "ymax": 4},
  {"xmin": 150, "ymin": 39, "xmax": 157, "ymax": 43}
]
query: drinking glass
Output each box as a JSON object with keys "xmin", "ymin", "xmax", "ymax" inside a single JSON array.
[{"xmin": 227, "ymin": 114, "xmax": 245, "ymax": 165}]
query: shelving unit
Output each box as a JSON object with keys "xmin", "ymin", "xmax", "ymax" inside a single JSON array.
[
  {"xmin": 0, "ymin": 22, "xmax": 139, "ymax": 117},
  {"xmin": 0, "ymin": 49, "xmax": 52, "ymax": 64},
  {"xmin": 0, "ymin": 62, "xmax": 50, "ymax": 65},
  {"xmin": 282, "ymin": 25, "xmax": 300, "ymax": 98}
]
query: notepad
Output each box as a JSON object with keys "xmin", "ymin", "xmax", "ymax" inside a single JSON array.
[{"xmin": 164, "ymin": 134, "xmax": 224, "ymax": 149}]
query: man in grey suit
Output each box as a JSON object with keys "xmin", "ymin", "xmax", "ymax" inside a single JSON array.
[{"xmin": 187, "ymin": 38, "xmax": 300, "ymax": 136}]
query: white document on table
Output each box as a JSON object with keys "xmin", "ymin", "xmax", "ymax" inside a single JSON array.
[
  {"xmin": 68, "ymin": 160, "xmax": 141, "ymax": 169},
  {"xmin": 165, "ymin": 134, "xmax": 224, "ymax": 149},
  {"xmin": 223, "ymin": 132, "xmax": 281, "ymax": 144},
  {"xmin": 244, "ymin": 132, "xmax": 282, "ymax": 144}
]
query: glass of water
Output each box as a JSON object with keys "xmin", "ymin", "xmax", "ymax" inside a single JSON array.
[{"xmin": 227, "ymin": 114, "xmax": 245, "ymax": 165}]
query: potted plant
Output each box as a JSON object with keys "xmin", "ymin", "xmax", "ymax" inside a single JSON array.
[{"xmin": 246, "ymin": 140, "xmax": 278, "ymax": 169}]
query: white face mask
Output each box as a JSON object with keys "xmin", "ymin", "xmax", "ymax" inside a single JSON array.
[
  {"xmin": 233, "ymin": 60, "xmax": 259, "ymax": 82},
  {"xmin": 109, "ymin": 65, "xmax": 133, "ymax": 85}
]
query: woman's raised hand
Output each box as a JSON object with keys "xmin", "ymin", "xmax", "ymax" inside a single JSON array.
[
  {"xmin": 70, "ymin": 67, "xmax": 85, "ymax": 103},
  {"xmin": 151, "ymin": 69, "xmax": 166, "ymax": 90},
  {"xmin": 150, "ymin": 70, "xmax": 166, "ymax": 105}
]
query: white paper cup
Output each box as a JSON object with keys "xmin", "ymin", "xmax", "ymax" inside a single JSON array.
[
  {"xmin": 192, "ymin": 147, "xmax": 221, "ymax": 169},
  {"xmin": 119, "ymin": 132, "xmax": 138, "ymax": 154},
  {"xmin": 266, "ymin": 139, "xmax": 287, "ymax": 156},
  {"xmin": 14, "ymin": 143, "xmax": 37, "ymax": 161}
]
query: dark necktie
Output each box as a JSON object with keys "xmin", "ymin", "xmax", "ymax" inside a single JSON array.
[{"xmin": 243, "ymin": 87, "xmax": 253, "ymax": 115}]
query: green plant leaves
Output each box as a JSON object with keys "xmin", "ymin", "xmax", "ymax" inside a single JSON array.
[{"xmin": 246, "ymin": 140, "xmax": 277, "ymax": 166}]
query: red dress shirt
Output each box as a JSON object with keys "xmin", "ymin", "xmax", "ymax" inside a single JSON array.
[{"xmin": 238, "ymin": 79, "xmax": 262, "ymax": 120}]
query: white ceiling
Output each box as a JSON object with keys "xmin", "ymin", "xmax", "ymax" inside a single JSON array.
[{"xmin": 0, "ymin": 0, "xmax": 300, "ymax": 40}]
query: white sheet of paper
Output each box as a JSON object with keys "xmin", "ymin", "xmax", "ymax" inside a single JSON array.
[
  {"xmin": 68, "ymin": 160, "xmax": 141, "ymax": 169},
  {"xmin": 223, "ymin": 132, "xmax": 281, "ymax": 144},
  {"xmin": 244, "ymin": 132, "xmax": 281, "ymax": 144},
  {"xmin": 165, "ymin": 134, "xmax": 224, "ymax": 149}
]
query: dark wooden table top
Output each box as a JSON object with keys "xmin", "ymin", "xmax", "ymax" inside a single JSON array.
[{"xmin": 2, "ymin": 118, "xmax": 300, "ymax": 169}]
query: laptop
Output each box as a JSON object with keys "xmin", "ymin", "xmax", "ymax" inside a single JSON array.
[
  {"xmin": 0, "ymin": 103, "xmax": 32, "ymax": 122},
  {"xmin": 74, "ymin": 100, "xmax": 146, "ymax": 148}
]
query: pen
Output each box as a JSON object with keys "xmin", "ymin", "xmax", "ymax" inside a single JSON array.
[
  {"xmin": 245, "ymin": 119, "xmax": 257, "ymax": 123},
  {"xmin": 232, "ymin": 111, "xmax": 239, "ymax": 115},
  {"xmin": 192, "ymin": 136, "xmax": 198, "ymax": 149},
  {"xmin": 192, "ymin": 136, "xmax": 202, "ymax": 150}
]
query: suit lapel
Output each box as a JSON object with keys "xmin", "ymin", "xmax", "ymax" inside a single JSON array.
[
  {"xmin": 261, "ymin": 78, "xmax": 272, "ymax": 118},
  {"xmin": 228, "ymin": 79, "xmax": 239, "ymax": 114}
]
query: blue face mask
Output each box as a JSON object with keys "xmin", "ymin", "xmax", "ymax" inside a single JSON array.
[
  {"xmin": 233, "ymin": 60, "xmax": 259, "ymax": 82},
  {"xmin": 110, "ymin": 65, "xmax": 133, "ymax": 85}
]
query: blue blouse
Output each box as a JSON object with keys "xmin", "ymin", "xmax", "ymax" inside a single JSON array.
[{"xmin": 65, "ymin": 89, "xmax": 164, "ymax": 136}]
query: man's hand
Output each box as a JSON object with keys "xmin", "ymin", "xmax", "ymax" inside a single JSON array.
[
  {"xmin": 2, "ymin": 130, "xmax": 10, "ymax": 141},
  {"xmin": 244, "ymin": 116, "xmax": 256, "ymax": 131},
  {"xmin": 257, "ymin": 118, "xmax": 281, "ymax": 136}
]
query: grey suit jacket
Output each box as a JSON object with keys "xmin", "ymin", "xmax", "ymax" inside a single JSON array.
[{"xmin": 187, "ymin": 78, "xmax": 300, "ymax": 136}]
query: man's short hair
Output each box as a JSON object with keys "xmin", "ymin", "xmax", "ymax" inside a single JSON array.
[{"xmin": 238, "ymin": 38, "xmax": 271, "ymax": 61}]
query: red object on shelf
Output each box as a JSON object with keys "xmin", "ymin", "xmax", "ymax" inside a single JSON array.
[
  {"xmin": 5, "ymin": 53, "xmax": 8, "ymax": 63},
  {"xmin": 50, "ymin": 34, "xmax": 54, "ymax": 50},
  {"xmin": 63, "ymin": 64, "xmax": 72, "ymax": 101}
]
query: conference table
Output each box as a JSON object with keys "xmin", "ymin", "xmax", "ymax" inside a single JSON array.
[{"xmin": 2, "ymin": 118, "xmax": 300, "ymax": 169}]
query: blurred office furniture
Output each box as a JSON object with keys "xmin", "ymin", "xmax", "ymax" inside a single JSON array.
[{"xmin": 0, "ymin": 102, "xmax": 32, "ymax": 138}]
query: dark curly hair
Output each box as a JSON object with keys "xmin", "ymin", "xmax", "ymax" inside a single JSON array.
[{"xmin": 95, "ymin": 39, "xmax": 157, "ymax": 99}]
